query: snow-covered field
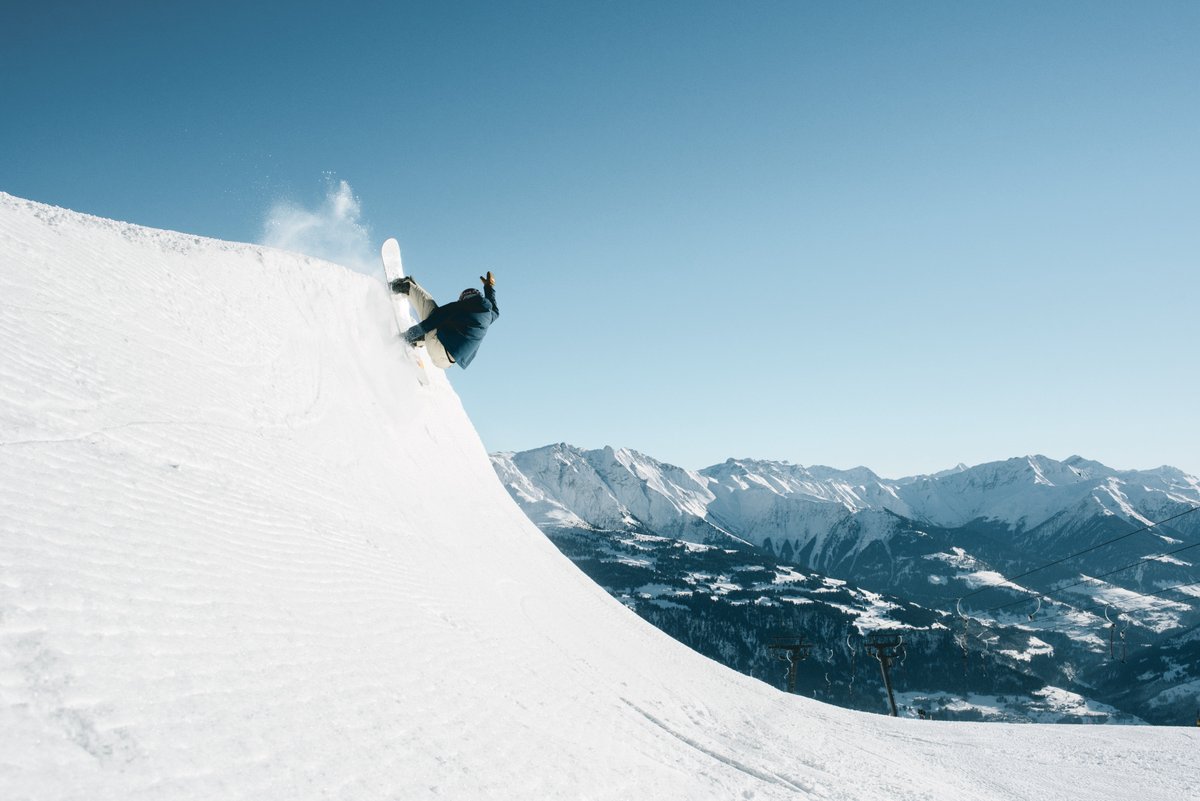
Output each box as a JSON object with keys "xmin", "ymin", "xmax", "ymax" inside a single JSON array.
[{"xmin": 1, "ymin": 192, "xmax": 1195, "ymax": 799}]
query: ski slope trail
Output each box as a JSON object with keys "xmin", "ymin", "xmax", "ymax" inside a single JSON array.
[{"xmin": 0, "ymin": 192, "xmax": 1194, "ymax": 800}]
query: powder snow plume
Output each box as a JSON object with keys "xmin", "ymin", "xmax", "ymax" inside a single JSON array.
[{"xmin": 259, "ymin": 178, "xmax": 375, "ymax": 274}]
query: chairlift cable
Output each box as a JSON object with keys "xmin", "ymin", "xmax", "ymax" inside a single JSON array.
[
  {"xmin": 957, "ymin": 505, "xmax": 1199, "ymax": 606},
  {"xmin": 984, "ymin": 536, "xmax": 1200, "ymax": 615}
]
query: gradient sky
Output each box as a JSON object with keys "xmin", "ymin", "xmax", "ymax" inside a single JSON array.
[{"xmin": 3, "ymin": 1, "xmax": 1198, "ymax": 477}]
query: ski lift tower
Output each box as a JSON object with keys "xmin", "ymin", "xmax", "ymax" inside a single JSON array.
[
  {"xmin": 768, "ymin": 634, "xmax": 812, "ymax": 694},
  {"xmin": 864, "ymin": 631, "xmax": 903, "ymax": 717}
]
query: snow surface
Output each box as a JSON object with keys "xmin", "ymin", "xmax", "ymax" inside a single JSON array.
[{"xmin": 1, "ymin": 192, "xmax": 1197, "ymax": 800}]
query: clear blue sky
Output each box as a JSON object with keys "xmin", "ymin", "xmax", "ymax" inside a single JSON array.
[{"xmin": 3, "ymin": 1, "xmax": 1198, "ymax": 477}]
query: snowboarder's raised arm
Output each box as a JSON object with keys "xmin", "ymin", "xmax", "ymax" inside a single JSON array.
[{"xmin": 481, "ymin": 271, "xmax": 498, "ymax": 315}]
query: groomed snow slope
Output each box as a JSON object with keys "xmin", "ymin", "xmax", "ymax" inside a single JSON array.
[{"xmin": 1, "ymin": 193, "xmax": 1195, "ymax": 800}]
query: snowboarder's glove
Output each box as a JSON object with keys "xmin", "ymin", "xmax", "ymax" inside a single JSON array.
[
  {"xmin": 403, "ymin": 325, "xmax": 425, "ymax": 345},
  {"xmin": 480, "ymin": 271, "xmax": 495, "ymax": 288}
]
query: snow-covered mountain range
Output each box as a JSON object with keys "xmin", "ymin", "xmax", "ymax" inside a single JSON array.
[
  {"xmin": 496, "ymin": 444, "xmax": 1199, "ymax": 547},
  {"xmin": 4, "ymin": 192, "xmax": 1198, "ymax": 799},
  {"xmin": 493, "ymin": 444, "xmax": 1199, "ymax": 588},
  {"xmin": 492, "ymin": 444, "xmax": 1200, "ymax": 723}
]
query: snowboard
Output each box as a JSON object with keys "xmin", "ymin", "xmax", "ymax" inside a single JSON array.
[{"xmin": 381, "ymin": 237, "xmax": 430, "ymax": 386}]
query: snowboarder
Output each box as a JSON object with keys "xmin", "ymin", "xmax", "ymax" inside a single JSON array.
[{"xmin": 390, "ymin": 271, "xmax": 499, "ymax": 369}]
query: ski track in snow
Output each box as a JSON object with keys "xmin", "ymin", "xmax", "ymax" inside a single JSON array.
[{"xmin": 1, "ymin": 192, "xmax": 1197, "ymax": 800}]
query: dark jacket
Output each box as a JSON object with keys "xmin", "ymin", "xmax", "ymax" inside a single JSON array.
[{"xmin": 414, "ymin": 285, "xmax": 499, "ymax": 369}]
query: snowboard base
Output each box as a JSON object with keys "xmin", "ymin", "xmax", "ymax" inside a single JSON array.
[{"xmin": 381, "ymin": 238, "xmax": 430, "ymax": 386}]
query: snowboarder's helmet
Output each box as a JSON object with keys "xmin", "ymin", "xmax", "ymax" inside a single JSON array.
[{"xmin": 459, "ymin": 288, "xmax": 481, "ymax": 301}]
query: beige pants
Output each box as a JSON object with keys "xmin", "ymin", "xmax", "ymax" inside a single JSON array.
[{"xmin": 405, "ymin": 279, "xmax": 455, "ymax": 369}]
